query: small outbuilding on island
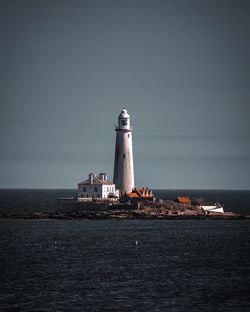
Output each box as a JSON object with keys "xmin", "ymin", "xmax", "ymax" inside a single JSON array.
[
  {"xmin": 176, "ymin": 197, "xmax": 192, "ymax": 209},
  {"xmin": 120, "ymin": 187, "xmax": 155, "ymax": 203}
]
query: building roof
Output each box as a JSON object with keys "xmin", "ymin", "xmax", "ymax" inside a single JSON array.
[
  {"xmin": 124, "ymin": 188, "xmax": 154, "ymax": 198},
  {"xmin": 78, "ymin": 176, "xmax": 114, "ymax": 186},
  {"xmin": 177, "ymin": 197, "xmax": 191, "ymax": 203}
]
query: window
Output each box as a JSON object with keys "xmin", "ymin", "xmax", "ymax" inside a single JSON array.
[
  {"xmin": 128, "ymin": 134, "xmax": 130, "ymax": 138},
  {"xmin": 95, "ymin": 187, "xmax": 98, "ymax": 192},
  {"xmin": 122, "ymin": 119, "xmax": 128, "ymax": 126},
  {"xmin": 83, "ymin": 187, "xmax": 86, "ymax": 192},
  {"xmin": 123, "ymin": 154, "xmax": 125, "ymax": 159}
]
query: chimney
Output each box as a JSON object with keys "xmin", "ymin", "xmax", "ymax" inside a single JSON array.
[
  {"xmin": 89, "ymin": 173, "xmax": 94, "ymax": 184},
  {"xmin": 99, "ymin": 173, "xmax": 107, "ymax": 181}
]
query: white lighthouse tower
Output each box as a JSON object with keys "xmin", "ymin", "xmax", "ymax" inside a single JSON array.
[{"xmin": 113, "ymin": 109, "xmax": 134, "ymax": 194}]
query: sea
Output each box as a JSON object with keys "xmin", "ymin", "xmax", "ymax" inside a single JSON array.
[{"xmin": 0, "ymin": 189, "xmax": 250, "ymax": 312}]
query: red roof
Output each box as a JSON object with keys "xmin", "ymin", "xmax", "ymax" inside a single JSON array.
[
  {"xmin": 125, "ymin": 188, "xmax": 154, "ymax": 198},
  {"xmin": 177, "ymin": 197, "xmax": 191, "ymax": 203}
]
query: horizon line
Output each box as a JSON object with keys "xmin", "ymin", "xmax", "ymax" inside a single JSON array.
[{"xmin": 0, "ymin": 187, "xmax": 249, "ymax": 191}]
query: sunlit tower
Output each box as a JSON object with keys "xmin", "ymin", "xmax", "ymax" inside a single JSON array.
[{"xmin": 113, "ymin": 109, "xmax": 135, "ymax": 194}]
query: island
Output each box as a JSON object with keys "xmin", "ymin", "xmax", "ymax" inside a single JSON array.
[{"xmin": 1, "ymin": 199, "xmax": 249, "ymax": 220}]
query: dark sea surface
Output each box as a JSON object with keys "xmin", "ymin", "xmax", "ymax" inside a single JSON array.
[
  {"xmin": 0, "ymin": 190, "xmax": 250, "ymax": 311},
  {"xmin": 0, "ymin": 220, "xmax": 250, "ymax": 312}
]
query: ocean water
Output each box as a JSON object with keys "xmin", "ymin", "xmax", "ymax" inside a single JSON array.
[
  {"xmin": 0, "ymin": 189, "xmax": 250, "ymax": 214},
  {"xmin": 0, "ymin": 190, "xmax": 250, "ymax": 311},
  {"xmin": 0, "ymin": 220, "xmax": 250, "ymax": 312}
]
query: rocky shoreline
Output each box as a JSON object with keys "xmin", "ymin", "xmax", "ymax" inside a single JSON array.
[{"xmin": 0, "ymin": 208, "xmax": 249, "ymax": 220}]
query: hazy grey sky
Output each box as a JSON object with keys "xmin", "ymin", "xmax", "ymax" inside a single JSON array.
[{"xmin": 0, "ymin": 0, "xmax": 249, "ymax": 189}]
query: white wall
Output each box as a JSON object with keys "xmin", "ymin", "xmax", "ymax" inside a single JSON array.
[
  {"xmin": 201, "ymin": 205, "xmax": 224, "ymax": 213},
  {"xmin": 78, "ymin": 184, "xmax": 102, "ymax": 198},
  {"xmin": 102, "ymin": 184, "xmax": 116, "ymax": 198},
  {"xmin": 78, "ymin": 183, "xmax": 117, "ymax": 199},
  {"xmin": 113, "ymin": 129, "xmax": 134, "ymax": 193}
]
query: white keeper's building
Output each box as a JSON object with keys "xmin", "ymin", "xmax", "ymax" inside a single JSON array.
[{"xmin": 78, "ymin": 173, "xmax": 119, "ymax": 201}]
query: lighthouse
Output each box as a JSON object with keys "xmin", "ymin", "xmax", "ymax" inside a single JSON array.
[{"xmin": 113, "ymin": 109, "xmax": 135, "ymax": 194}]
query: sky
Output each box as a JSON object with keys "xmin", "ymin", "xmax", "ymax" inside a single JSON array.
[{"xmin": 0, "ymin": 0, "xmax": 249, "ymax": 189}]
